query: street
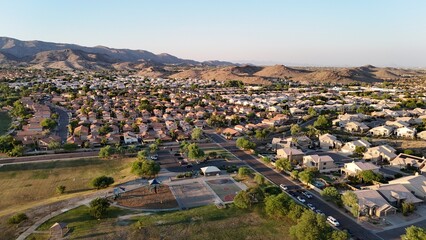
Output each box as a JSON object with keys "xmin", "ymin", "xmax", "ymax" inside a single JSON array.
[{"xmin": 206, "ymin": 132, "xmax": 382, "ymax": 240}]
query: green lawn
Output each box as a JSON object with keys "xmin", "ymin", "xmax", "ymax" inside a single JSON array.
[
  {"xmin": 0, "ymin": 112, "xmax": 11, "ymax": 135},
  {"xmin": 204, "ymin": 147, "xmax": 239, "ymax": 161},
  {"xmin": 29, "ymin": 204, "xmax": 292, "ymax": 240},
  {"xmin": 0, "ymin": 158, "xmax": 135, "ymax": 217},
  {"xmin": 27, "ymin": 206, "xmax": 137, "ymax": 240}
]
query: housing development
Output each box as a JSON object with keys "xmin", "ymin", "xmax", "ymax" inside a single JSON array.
[{"xmin": 0, "ymin": 67, "xmax": 426, "ymax": 240}]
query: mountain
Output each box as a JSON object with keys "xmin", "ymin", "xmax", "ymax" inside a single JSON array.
[
  {"xmin": 0, "ymin": 37, "xmax": 233, "ymax": 68},
  {"xmin": 1, "ymin": 37, "xmax": 425, "ymax": 85}
]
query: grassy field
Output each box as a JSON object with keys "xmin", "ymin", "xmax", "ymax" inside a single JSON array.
[
  {"xmin": 204, "ymin": 147, "xmax": 239, "ymax": 161},
  {"xmin": 0, "ymin": 111, "xmax": 11, "ymax": 135},
  {"xmin": 28, "ymin": 204, "xmax": 292, "ymax": 240},
  {"xmin": 0, "ymin": 158, "xmax": 135, "ymax": 216},
  {"xmin": 28, "ymin": 206, "xmax": 136, "ymax": 240}
]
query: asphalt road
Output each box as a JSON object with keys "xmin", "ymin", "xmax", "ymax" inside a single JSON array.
[
  {"xmin": 47, "ymin": 103, "xmax": 70, "ymax": 143},
  {"xmin": 207, "ymin": 132, "xmax": 382, "ymax": 240}
]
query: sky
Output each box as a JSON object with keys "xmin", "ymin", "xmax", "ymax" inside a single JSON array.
[{"xmin": 1, "ymin": 0, "xmax": 426, "ymax": 67}]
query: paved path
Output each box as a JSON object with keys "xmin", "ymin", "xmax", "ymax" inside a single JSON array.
[{"xmin": 16, "ymin": 180, "xmax": 146, "ymax": 240}]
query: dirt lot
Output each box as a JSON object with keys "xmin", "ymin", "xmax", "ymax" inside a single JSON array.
[
  {"xmin": 372, "ymin": 138, "xmax": 426, "ymax": 156},
  {"xmin": 115, "ymin": 185, "xmax": 179, "ymax": 209}
]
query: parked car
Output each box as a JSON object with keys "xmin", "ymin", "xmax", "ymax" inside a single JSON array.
[
  {"xmin": 288, "ymin": 191, "xmax": 296, "ymax": 196},
  {"xmin": 302, "ymin": 191, "xmax": 313, "ymax": 199},
  {"xmin": 280, "ymin": 184, "xmax": 288, "ymax": 191},
  {"xmin": 327, "ymin": 216, "xmax": 340, "ymax": 227},
  {"xmin": 297, "ymin": 196, "xmax": 306, "ymax": 203},
  {"xmin": 315, "ymin": 209, "xmax": 325, "ymax": 216},
  {"xmin": 186, "ymin": 164, "xmax": 193, "ymax": 168},
  {"xmin": 307, "ymin": 203, "xmax": 315, "ymax": 210},
  {"xmin": 150, "ymin": 155, "xmax": 158, "ymax": 160}
]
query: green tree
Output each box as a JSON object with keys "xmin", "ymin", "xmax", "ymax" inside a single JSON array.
[
  {"xmin": 131, "ymin": 160, "xmax": 161, "ymax": 178},
  {"xmin": 314, "ymin": 115, "xmax": 331, "ymax": 130},
  {"xmin": 238, "ymin": 167, "xmax": 252, "ymax": 177},
  {"xmin": 40, "ymin": 118, "xmax": 57, "ymax": 130},
  {"xmin": 236, "ymin": 137, "xmax": 256, "ymax": 150},
  {"xmin": 254, "ymin": 173, "xmax": 266, "ymax": 185},
  {"xmin": 357, "ymin": 170, "xmax": 382, "ymax": 184},
  {"xmin": 401, "ymin": 226, "xmax": 426, "ymax": 240},
  {"xmin": 321, "ymin": 187, "xmax": 341, "ymax": 203},
  {"xmin": 291, "ymin": 170, "xmax": 299, "ymax": 179},
  {"xmin": 290, "ymin": 124, "xmax": 302, "ymax": 136},
  {"xmin": 402, "ymin": 202, "xmax": 416, "ymax": 216},
  {"xmin": 341, "ymin": 191, "xmax": 359, "ymax": 217},
  {"xmin": 56, "ymin": 185, "xmax": 66, "ymax": 194},
  {"xmin": 255, "ymin": 129, "xmax": 268, "ymax": 140},
  {"xmin": 191, "ymin": 127, "xmax": 203, "ymax": 140},
  {"xmin": 91, "ymin": 176, "xmax": 114, "ymax": 189},
  {"xmin": 299, "ymin": 170, "xmax": 314, "ymax": 184},
  {"xmin": 187, "ymin": 143, "xmax": 205, "ymax": 160},
  {"xmin": 233, "ymin": 190, "xmax": 251, "ymax": 209},
  {"xmin": 62, "ymin": 143, "xmax": 78, "ymax": 151},
  {"xmin": 308, "ymin": 107, "xmax": 317, "ymax": 117},
  {"xmin": 89, "ymin": 197, "xmax": 110, "ymax": 219},
  {"xmin": 137, "ymin": 150, "xmax": 148, "ymax": 161},
  {"xmin": 149, "ymin": 143, "xmax": 158, "ymax": 154},
  {"xmin": 0, "ymin": 135, "xmax": 16, "ymax": 153},
  {"xmin": 265, "ymin": 193, "xmax": 292, "ymax": 218},
  {"xmin": 99, "ymin": 145, "xmax": 113, "ymax": 158},
  {"xmin": 331, "ymin": 230, "xmax": 350, "ymax": 240},
  {"xmin": 8, "ymin": 145, "xmax": 24, "ymax": 157},
  {"xmin": 48, "ymin": 141, "xmax": 61, "ymax": 150},
  {"xmin": 354, "ymin": 146, "xmax": 367, "ymax": 156},
  {"xmin": 288, "ymin": 201, "xmax": 306, "ymax": 221},
  {"xmin": 275, "ymin": 158, "xmax": 293, "ymax": 172},
  {"xmin": 289, "ymin": 210, "xmax": 332, "ymax": 240}
]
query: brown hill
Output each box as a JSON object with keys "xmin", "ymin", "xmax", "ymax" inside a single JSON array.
[{"xmin": 254, "ymin": 64, "xmax": 308, "ymax": 78}]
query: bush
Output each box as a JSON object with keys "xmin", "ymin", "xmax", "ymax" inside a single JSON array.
[
  {"xmin": 254, "ymin": 173, "xmax": 266, "ymax": 185},
  {"xmin": 91, "ymin": 176, "xmax": 114, "ymax": 189},
  {"xmin": 402, "ymin": 202, "xmax": 415, "ymax": 216},
  {"xmin": 56, "ymin": 185, "xmax": 66, "ymax": 194},
  {"xmin": 8, "ymin": 213, "xmax": 28, "ymax": 224}
]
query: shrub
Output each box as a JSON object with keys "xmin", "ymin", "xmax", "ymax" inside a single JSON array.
[
  {"xmin": 8, "ymin": 213, "xmax": 28, "ymax": 224},
  {"xmin": 56, "ymin": 185, "xmax": 66, "ymax": 194},
  {"xmin": 91, "ymin": 176, "xmax": 114, "ymax": 189}
]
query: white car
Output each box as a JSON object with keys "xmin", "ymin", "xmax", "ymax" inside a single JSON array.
[
  {"xmin": 307, "ymin": 203, "xmax": 315, "ymax": 210},
  {"xmin": 302, "ymin": 191, "xmax": 313, "ymax": 199},
  {"xmin": 297, "ymin": 196, "xmax": 306, "ymax": 203},
  {"xmin": 327, "ymin": 216, "xmax": 340, "ymax": 227},
  {"xmin": 280, "ymin": 184, "xmax": 288, "ymax": 191}
]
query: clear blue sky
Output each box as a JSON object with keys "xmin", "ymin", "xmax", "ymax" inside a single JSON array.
[{"xmin": 1, "ymin": 0, "xmax": 426, "ymax": 67}]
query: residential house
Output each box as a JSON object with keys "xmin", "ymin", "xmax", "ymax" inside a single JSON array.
[
  {"xmin": 319, "ymin": 133, "xmax": 342, "ymax": 150},
  {"xmin": 342, "ymin": 161, "xmax": 380, "ymax": 176},
  {"xmin": 303, "ymin": 155, "xmax": 339, "ymax": 173},
  {"xmin": 345, "ymin": 121, "xmax": 369, "ymax": 133},
  {"xmin": 417, "ymin": 131, "xmax": 426, "ymax": 140},
  {"xmin": 363, "ymin": 145, "xmax": 397, "ymax": 162},
  {"xmin": 395, "ymin": 126, "xmax": 416, "ymax": 139},
  {"xmin": 368, "ymin": 125, "xmax": 394, "ymax": 137},
  {"xmin": 353, "ymin": 190, "xmax": 397, "ymax": 217},
  {"xmin": 388, "ymin": 174, "xmax": 426, "ymax": 200},
  {"xmin": 390, "ymin": 153, "xmax": 426, "ymax": 173},
  {"xmin": 276, "ymin": 147, "xmax": 304, "ymax": 163},
  {"xmin": 222, "ymin": 128, "xmax": 241, "ymax": 139},
  {"xmin": 341, "ymin": 139, "xmax": 371, "ymax": 155},
  {"xmin": 123, "ymin": 132, "xmax": 139, "ymax": 144},
  {"xmin": 368, "ymin": 184, "xmax": 423, "ymax": 207}
]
